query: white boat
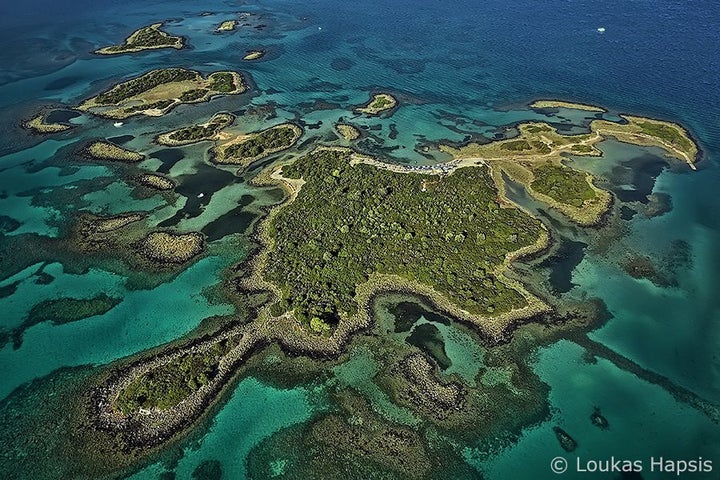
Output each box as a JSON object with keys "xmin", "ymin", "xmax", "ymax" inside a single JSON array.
[
  {"xmin": 597, "ymin": 27, "xmax": 606, "ymax": 33},
  {"xmin": 113, "ymin": 122, "xmax": 123, "ymax": 127},
  {"xmin": 197, "ymin": 193, "xmax": 205, "ymax": 198}
]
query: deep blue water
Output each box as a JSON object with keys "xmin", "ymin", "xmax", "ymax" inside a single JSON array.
[{"xmin": 0, "ymin": 0, "xmax": 719, "ymax": 479}]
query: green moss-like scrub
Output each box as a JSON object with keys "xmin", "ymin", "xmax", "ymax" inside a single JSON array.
[
  {"xmin": 530, "ymin": 164, "xmax": 597, "ymax": 208},
  {"xmin": 136, "ymin": 231, "xmax": 204, "ymax": 264},
  {"xmin": 156, "ymin": 112, "xmax": 234, "ymax": 146},
  {"xmin": 211, "ymin": 123, "xmax": 302, "ymax": 168},
  {"xmin": 355, "ymin": 93, "xmax": 398, "ymax": 115},
  {"xmin": 114, "ymin": 341, "xmax": 230, "ymax": 414},
  {"xmin": 77, "ymin": 68, "xmax": 247, "ymax": 119},
  {"xmin": 82, "ymin": 141, "xmax": 144, "ymax": 162},
  {"xmin": 95, "ymin": 23, "xmax": 184, "ymax": 55}
]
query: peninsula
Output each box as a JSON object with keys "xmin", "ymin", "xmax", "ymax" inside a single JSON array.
[
  {"xmin": 77, "ymin": 68, "xmax": 247, "ymax": 119},
  {"xmin": 95, "ymin": 23, "xmax": 184, "ymax": 55},
  {"xmin": 530, "ymin": 99, "xmax": 606, "ymax": 112},
  {"xmin": 23, "ymin": 113, "xmax": 73, "ymax": 134},
  {"xmin": 440, "ymin": 115, "xmax": 697, "ymax": 224}
]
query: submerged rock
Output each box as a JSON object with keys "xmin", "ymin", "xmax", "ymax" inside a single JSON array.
[
  {"xmin": 591, "ymin": 407, "xmax": 609, "ymax": 430},
  {"xmin": 553, "ymin": 426, "xmax": 578, "ymax": 452}
]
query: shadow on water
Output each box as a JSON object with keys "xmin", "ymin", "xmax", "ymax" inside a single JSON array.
[
  {"xmin": 538, "ymin": 238, "xmax": 587, "ymax": 294},
  {"xmin": 106, "ymin": 135, "xmax": 135, "ymax": 146},
  {"xmin": 157, "ymin": 164, "xmax": 239, "ymax": 229},
  {"xmin": 44, "ymin": 109, "xmax": 80, "ymax": 124},
  {"xmin": 150, "ymin": 148, "xmax": 185, "ymax": 175},
  {"xmin": 609, "ymin": 154, "xmax": 668, "ymax": 204},
  {"xmin": 406, "ymin": 323, "xmax": 452, "ymax": 370},
  {"xmin": 389, "ymin": 301, "xmax": 450, "ymax": 333},
  {"xmin": 201, "ymin": 195, "xmax": 257, "ymax": 242}
]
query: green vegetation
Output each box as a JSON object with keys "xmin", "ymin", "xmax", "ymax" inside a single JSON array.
[
  {"xmin": 96, "ymin": 23, "xmax": 184, "ymax": 55},
  {"xmin": 23, "ymin": 114, "xmax": 72, "ymax": 134},
  {"xmin": 123, "ymin": 100, "xmax": 175, "ymax": 114},
  {"xmin": 590, "ymin": 116, "xmax": 698, "ymax": 166},
  {"xmin": 84, "ymin": 141, "xmax": 144, "ymax": 162},
  {"xmin": 531, "ymin": 141, "xmax": 552, "ymax": 154},
  {"xmin": 264, "ymin": 150, "xmax": 542, "ymax": 328},
  {"xmin": 179, "ymin": 88, "xmax": 210, "ymax": 102},
  {"xmin": 530, "ymin": 100, "xmax": 606, "ymax": 112},
  {"xmin": 501, "ymin": 140, "xmax": 532, "ymax": 151},
  {"xmin": 638, "ymin": 121, "xmax": 694, "ymax": 151},
  {"xmin": 571, "ymin": 144, "xmax": 594, "ymax": 153},
  {"xmin": 95, "ymin": 69, "xmax": 198, "ymax": 105},
  {"xmin": 78, "ymin": 68, "xmax": 246, "ymax": 119},
  {"xmin": 159, "ymin": 113, "xmax": 234, "ymax": 145},
  {"xmin": 217, "ymin": 20, "xmax": 238, "ymax": 32},
  {"xmin": 531, "ymin": 164, "xmax": 596, "ymax": 207},
  {"xmin": 208, "ymin": 72, "xmax": 236, "ymax": 93},
  {"xmin": 526, "ymin": 124, "xmax": 552, "ymax": 134},
  {"xmin": 356, "ymin": 93, "xmax": 398, "ymax": 115},
  {"xmin": 114, "ymin": 341, "xmax": 230, "ymax": 413},
  {"xmin": 213, "ymin": 124, "xmax": 301, "ymax": 166},
  {"xmin": 335, "ymin": 123, "xmax": 361, "ymax": 141}
]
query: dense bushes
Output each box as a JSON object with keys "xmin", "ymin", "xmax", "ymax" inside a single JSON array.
[
  {"xmin": 531, "ymin": 164, "xmax": 596, "ymax": 207},
  {"xmin": 224, "ymin": 126, "xmax": 297, "ymax": 160},
  {"xmin": 264, "ymin": 150, "xmax": 542, "ymax": 324}
]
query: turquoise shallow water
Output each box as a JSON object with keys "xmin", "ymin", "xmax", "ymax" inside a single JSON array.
[{"xmin": 0, "ymin": 0, "xmax": 718, "ymax": 478}]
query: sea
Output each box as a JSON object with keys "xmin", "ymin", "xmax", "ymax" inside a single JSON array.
[{"xmin": 0, "ymin": 0, "xmax": 718, "ymax": 479}]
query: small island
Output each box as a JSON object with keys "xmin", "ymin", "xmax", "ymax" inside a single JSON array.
[
  {"xmin": 23, "ymin": 113, "xmax": 73, "ymax": 134},
  {"xmin": 211, "ymin": 123, "xmax": 302, "ymax": 169},
  {"xmin": 133, "ymin": 173, "xmax": 176, "ymax": 191},
  {"xmin": 77, "ymin": 68, "xmax": 247, "ymax": 119},
  {"xmin": 81, "ymin": 141, "xmax": 145, "ymax": 163},
  {"xmin": 355, "ymin": 93, "xmax": 398, "ymax": 115},
  {"xmin": 82, "ymin": 213, "xmax": 145, "ymax": 234},
  {"xmin": 156, "ymin": 112, "xmax": 235, "ymax": 146},
  {"xmin": 530, "ymin": 99, "xmax": 606, "ymax": 112},
  {"xmin": 216, "ymin": 20, "xmax": 238, "ymax": 32},
  {"xmin": 136, "ymin": 231, "xmax": 205, "ymax": 264},
  {"xmin": 243, "ymin": 50, "xmax": 266, "ymax": 61},
  {"xmin": 335, "ymin": 122, "xmax": 361, "ymax": 141},
  {"xmin": 95, "ymin": 23, "xmax": 184, "ymax": 55}
]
